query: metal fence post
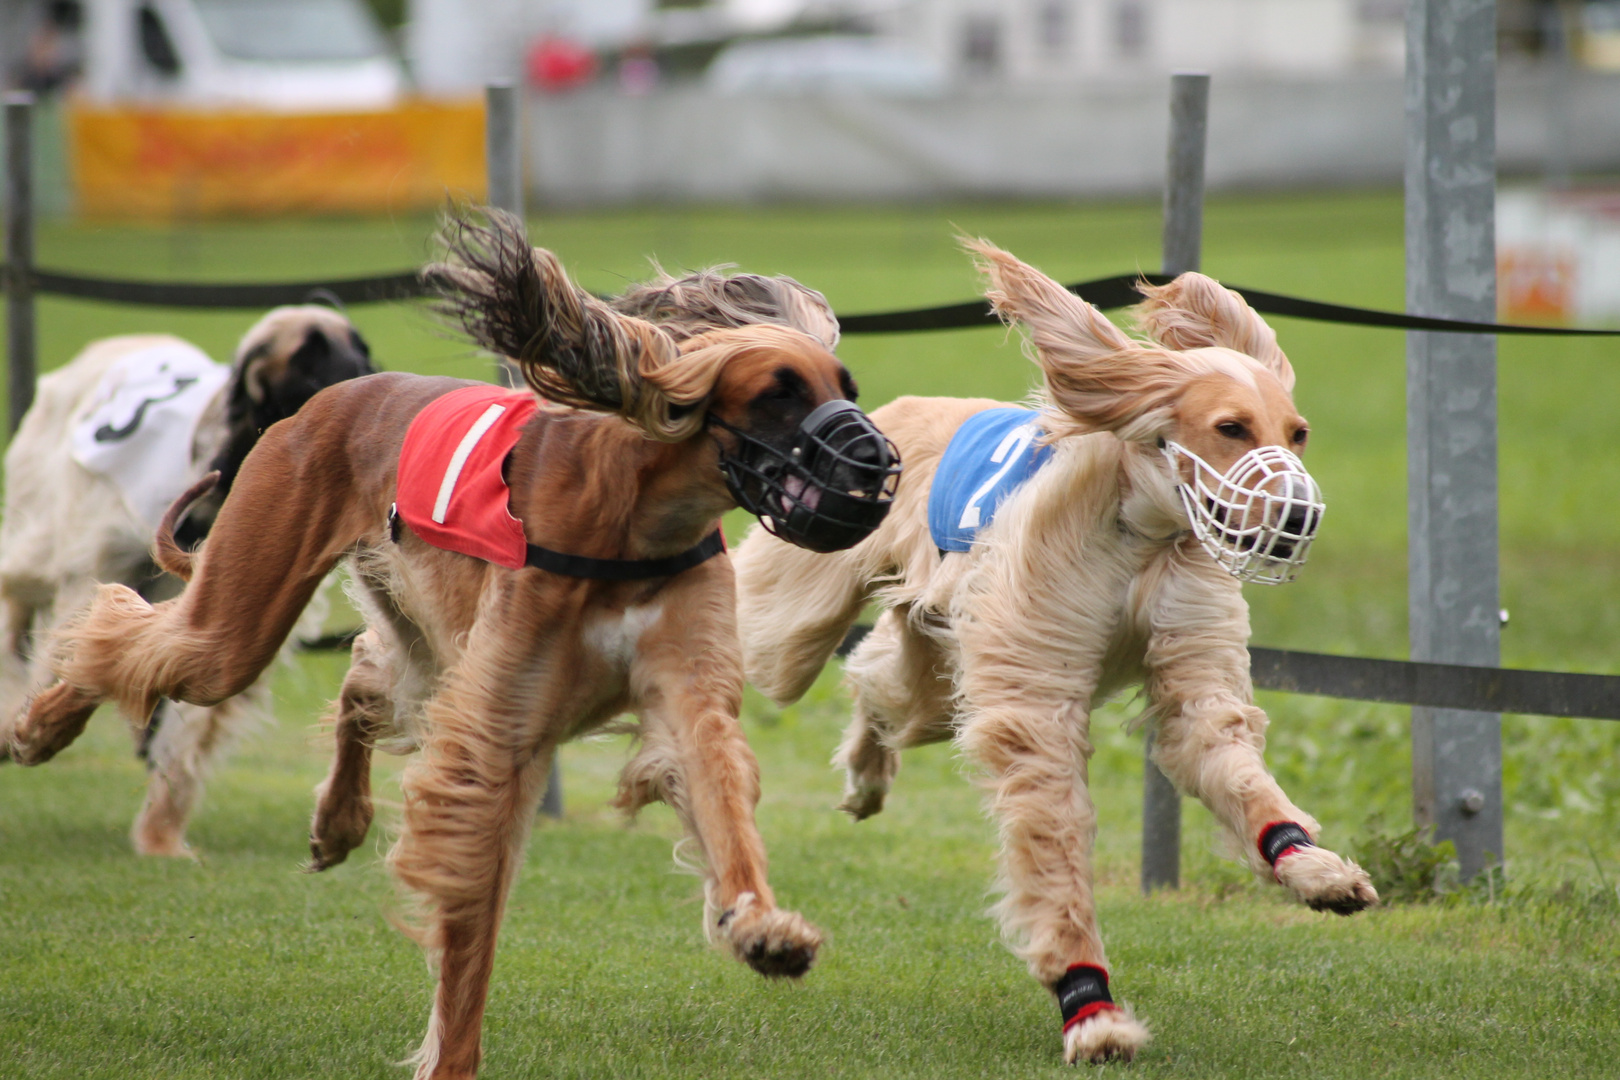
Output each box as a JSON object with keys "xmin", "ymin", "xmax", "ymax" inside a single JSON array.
[
  {"xmin": 484, "ymin": 81, "xmax": 563, "ymax": 819},
  {"xmin": 1142, "ymin": 72, "xmax": 1209, "ymax": 895},
  {"xmin": 484, "ymin": 82, "xmax": 525, "ymax": 394},
  {"xmin": 5, "ymin": 92, "xmax": 36, "ymax": 436},
  {"xmin": 1405, "ymin": 0, "xmax": 1502, "ymax": 880}
]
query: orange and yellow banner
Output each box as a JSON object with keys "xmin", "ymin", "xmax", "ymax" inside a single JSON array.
[{"xmin": 70, "ymin": 99, "xmax": 486, "ymax": 220}]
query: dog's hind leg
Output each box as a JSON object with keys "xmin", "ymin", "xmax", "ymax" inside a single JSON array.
[
  {"xmin": 732, "ymin": 525, "xmax": 868, "ymax": 706},
  {"xmin": 0, "ymin": 594, "xmax": 38, "ymax": 755},
  {"xmin": 130, "ymin": 692, "xmax": 259, "ymax": 857},
  {"xmin": 309, "ymin": 629, "xmax": 394, "ymax": 871},
  {"xmin": 1140, "ymin": 562, "xmax": 1377, "ymax": 915},
  {"xmin": 9, "ymin": 417, "xmax": 373, "ymax": 766},
  {"xmin": 837, "ymin": 607, "xmax": 956, "ymax": 820},
  {"xmin": 622, "ymin": 563, "xmax": 822, "ymax": 979}
]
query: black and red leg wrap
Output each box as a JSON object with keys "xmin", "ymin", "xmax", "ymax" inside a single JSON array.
[
  {"xmin": 1054, "ymin": 964, "xmax": 1119, "ymax": 1033},
  {"xmin": 1258, "ymin": 820, "xmax": 1314, "ymax": 869}
]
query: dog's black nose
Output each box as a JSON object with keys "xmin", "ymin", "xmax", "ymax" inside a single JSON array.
[{"xmin": 1284, "ymin": 506, "xmax": 1316, "ymax": 538}]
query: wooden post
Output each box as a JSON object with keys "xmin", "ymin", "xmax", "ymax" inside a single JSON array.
[
  {"xmin": 1405, "ymin": 0, "xmax": 1502, "ymax": 880},
  {"xmin": 1143, "ymin": 72, "xmax": 1209, "ymax": 894}
]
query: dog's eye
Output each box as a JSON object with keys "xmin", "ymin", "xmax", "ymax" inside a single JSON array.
[
  {"xmin": 1292, "ymin": 427, "xmax": 1309, "ymax": 445},
  {"xmin": 1216, "ymin": 421, "xmax": 1248, "ymax": 440},
  {"xmin": 767, "ymin": 367, "xmax": 808, "ymax": 402}
]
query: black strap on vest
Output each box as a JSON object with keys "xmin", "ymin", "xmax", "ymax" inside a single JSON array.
[
  {"xmin": 388, "ymin": 504, "xmax": 725, "ymax": 582},
  {"xmin": 1259, "ymin": 821, "xmax": 1315, "ymax": 867},
  {"xmin": 524, "ymin": 528, "xmax": 726, "ymax": 581}
]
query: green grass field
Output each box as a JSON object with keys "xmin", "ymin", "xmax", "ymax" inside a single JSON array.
[{"xmin": 3, "ymin": 192, "xmax": 1618, "ymax": 1078}]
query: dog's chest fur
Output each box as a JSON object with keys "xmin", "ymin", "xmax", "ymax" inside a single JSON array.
[{"xmin": 585, "ymin": 604, "xmax": 663, "ymax": 669}]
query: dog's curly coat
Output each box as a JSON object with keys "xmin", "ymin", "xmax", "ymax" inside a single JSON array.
[
  {"xmin": 9, "ymin": 209, "xmax": 838, "ymax": 1079},
  {"xmin": 731, "ymin": 240, "xmax": 1377, "ymax": 1064}
]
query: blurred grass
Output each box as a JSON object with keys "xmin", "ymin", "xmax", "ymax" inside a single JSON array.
[{"xmin": 2, "ymin": 192, "xmax": 1619, "ymax": 1077}]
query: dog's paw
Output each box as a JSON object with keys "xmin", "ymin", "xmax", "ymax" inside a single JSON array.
[
  {"xmin": 837, "ymin": 776, "xmax": 887, "ymax": 821},
  {"xmin": 132, "ymin": 828, "xmax": 195, "ymax": 859},
  {"xmin": 306, "ymin": 790, "xmax": 373, "ymax": 872},
  {"xmin": 8, "ymin": 683, "xmax": 99, "ymax": 765},
  {"xmin": 716, "ymin": 892, "xmax": 822, "ymax": 978},
  {"xmin": 1063, "ymin": 1005, "xmax": 1150, "ymax": 1065},
  {"xmin": 1274, "ymin": 844, "xmax": 1379, "ymax": 915}
]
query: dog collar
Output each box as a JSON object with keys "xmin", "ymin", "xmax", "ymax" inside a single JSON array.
[
  {"xmin": 390, "ymin": 504, "xmax": 725, "ymax": 581},
  {"xmin": 523, "ymin": 527, "xmax": 725, "ymax": 580}
]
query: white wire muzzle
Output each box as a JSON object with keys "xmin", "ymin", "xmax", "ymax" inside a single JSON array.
[{"xmin": 1161, "ymin": 441, "xmax": 1325, "ymax": 584}]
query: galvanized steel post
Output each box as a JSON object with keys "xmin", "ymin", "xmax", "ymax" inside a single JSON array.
[
  {"xmin": 5, "ymin": 92, "xmax": 36, "ymax": 436},
  {"xmin": 1405, "ymin": 0, "xmax": 1502, "ymax": 879},
  {"xmin": 1142, "ymin": 72, "xmax": 1209, "ymax": 894},
  {"xmin": 485, "ymin": 82, "xmax": 562, "ymax": 819},
  {"xmin": 485, "ymin": 82, "xmax": 525, "ymax": 394}
]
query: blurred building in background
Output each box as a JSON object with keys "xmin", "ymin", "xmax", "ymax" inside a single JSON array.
[
  {"xmin": 386, "ymin": 0, "xmax": 1620, "ymax": 207},
  {"xmin": 4, "ymin": 0, "xmax": 1620, "ymax": 304}
]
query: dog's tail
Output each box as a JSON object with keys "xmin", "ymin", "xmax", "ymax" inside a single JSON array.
[{"xmin": 153, "ymin": 472, "xmax": 221, "ymax": 582}]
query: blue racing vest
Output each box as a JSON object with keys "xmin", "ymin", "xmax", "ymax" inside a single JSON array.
[{"xmin": 927, "ymin": 408, "xmax": 1055, "ymax": 553}]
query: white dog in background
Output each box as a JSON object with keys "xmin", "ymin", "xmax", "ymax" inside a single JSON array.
[
  {"xmin": 732, "ymin": 241, "xmax": 1377, "ymax": 1065},
  {"xmin": 0, "ymin": 306, "xmax": 374, "ymax": 855}
]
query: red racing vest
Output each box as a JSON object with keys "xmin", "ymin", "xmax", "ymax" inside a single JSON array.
[{"xmin": 395, "ymin": 385, "xmax": 539, "ymax": 570}]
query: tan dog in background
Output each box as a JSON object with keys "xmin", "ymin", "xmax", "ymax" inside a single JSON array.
[{"xmin": 732, "ymin": 240, "xmax": 1376, "ymax": 1064}]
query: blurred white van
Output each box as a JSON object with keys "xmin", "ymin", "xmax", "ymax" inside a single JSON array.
[{"xmin": 81, "ymin": 0, "xmax": 404, "ymax": 110}]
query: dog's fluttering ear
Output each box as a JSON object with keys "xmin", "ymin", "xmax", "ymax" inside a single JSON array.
[
  {"xmin": 611, "ymin": 267, "xmax": 841, "ymax": 350},
  {"xmin": 426, "ymin": 206, "xmax": 711, "ymax": 441},
  {"xmin": 1133, "ymin": 274, "xmax": 1295, "ymax": 392},
  {"xmin": 963, "ymin": 237, "xmax": 1192, "ymax": 440}
]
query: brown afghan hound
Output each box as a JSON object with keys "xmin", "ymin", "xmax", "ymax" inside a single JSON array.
[{"xmin": 6, "ymin": 209, "xmax": 893, "ymax": 1079}]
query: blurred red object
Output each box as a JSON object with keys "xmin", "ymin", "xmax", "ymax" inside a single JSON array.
[{"xmin": 527, "ymin": 37, "xmax": 598, "ymax": 92}]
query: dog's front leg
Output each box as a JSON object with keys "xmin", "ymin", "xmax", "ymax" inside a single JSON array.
[
  {"xmin": 309, "ymin": 629, "xmax": 394, "ymax": 871},
  {"xmin": 624, "ymin": 565, "xmax": 822, "ymax": 978},
  {"xmin": 1141, "ymin": 558, "xmax": 1377, "ymax": 914},
  {"xmin": 957, "ymin": 689, "xmax": 1151, "ymax": 1064},
  {"xmin": 388, "ymin": 605, "xmax": 564, "ymax": 1080}
]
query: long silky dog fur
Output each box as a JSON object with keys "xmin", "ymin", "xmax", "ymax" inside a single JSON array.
[
  {"xmin": 731, "ymin": 239, "xmax": 1377, "ymax": 1065},
  {"xmin": 10, "ymin": 207, "xmax": 841, "ymax": 1079}
]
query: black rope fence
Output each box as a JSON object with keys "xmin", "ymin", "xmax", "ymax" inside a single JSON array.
[
  {"xmin": 8, "ymin": 261, "xmax": 1620, "ymax": 336},
  {"xmin": 8, "ymin": 259, "xmax": 1620, "ymax": 721}
]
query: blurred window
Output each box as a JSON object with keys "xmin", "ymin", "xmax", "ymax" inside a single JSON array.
[
  {"xmin": 963, "ymin": 15, "xmax": 1002, "ymax": 72},
  {"xmin": 1113, "ymin": 0, "xmax": 1147, "ymax": 58},
  {"xmin": 138, "ymin": 5, "xmax": 181, "ymax": 76},
  {"xmin": 193, "ymin": 0, "xmax": 386, "ymax": 62},
  {"xmin": 1036, "ymin": 0, "xmax": 1072, "ymax": 59}
]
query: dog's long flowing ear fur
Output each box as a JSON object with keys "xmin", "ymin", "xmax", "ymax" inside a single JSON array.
[
  {"xmin": 963, "ymin": 237, "xmax": 1193, "ymax": 441},
  {"xmin": 612, "ymin": 266, "xmax": 840, "ymax": 350},
  {"xmin": 426, "ymin": 207, "xmax": 714, "ymax": 442},
  {"xmin": 1133, "ymin": 273, "xmax": 1295, "ymax": 391}
]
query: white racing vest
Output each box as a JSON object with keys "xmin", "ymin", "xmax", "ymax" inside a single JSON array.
[{"xmin": 69, "ymin": 341, "xmax": 231, "ymax": 531}]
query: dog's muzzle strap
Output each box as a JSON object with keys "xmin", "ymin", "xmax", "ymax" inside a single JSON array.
[
  {"xmin": 1258, "ymin": 820, "xmax": 1315, "ymax": 868},
  {"xmin": 1054, "ymin": 963, "xmax": 1119, "ymax": 1032}
]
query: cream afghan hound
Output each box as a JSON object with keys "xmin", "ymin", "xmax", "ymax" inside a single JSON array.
[
  {"xmin": 8, "ymin": 209, "xmax": 859, "ymax": 1079},
  {"xmin": 732, "ymin": 240, "xmax": 1377, "ymax": 1064},
  {"xmin": 0, "ymin": 307, "xmax": 374, "ymax": 854}
]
